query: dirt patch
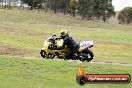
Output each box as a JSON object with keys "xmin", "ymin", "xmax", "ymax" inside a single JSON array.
[
  {"xmin": 0, "ymin": 46, "xmax": 31, "ymax": 56},
  {"xmin": 0, "ymin": 46, "xmax": 41, "ymax": 58}
]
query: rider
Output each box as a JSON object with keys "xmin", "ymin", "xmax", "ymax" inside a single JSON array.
[{"xmin": 58, "ymin": 30, "xmax": 79, "ymax": 59}]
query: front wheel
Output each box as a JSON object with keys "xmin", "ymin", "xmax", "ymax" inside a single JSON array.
[
  {"xmin": 47, "ymin": 53, "xmax": 55, "ymax": 59},
  {"xmin": 40, "ymin": 50, "xmax": 55, "ymax": 59},
  {"xmin": 40, "ymin": 50, "xmax": 47, "ymax": 58}
]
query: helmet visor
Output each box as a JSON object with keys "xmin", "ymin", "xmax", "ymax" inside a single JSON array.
[{"xmin": 61, "ymin": 32, "xmax": 65, "ymax": 35}]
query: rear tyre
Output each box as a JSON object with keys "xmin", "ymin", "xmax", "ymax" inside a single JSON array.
[
  {"xmin": 82, "ymin": 49, "xmax": 94, "ymax": 62},
  {"xmin": 86, "ymin": 49, "xmax": 94, "ymax": 61},
  {"xmin": 78, "ymin": 56, "xmax": 86, "ymax": 62}
]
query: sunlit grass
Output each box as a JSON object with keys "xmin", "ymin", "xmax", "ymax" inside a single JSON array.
[
  {"xmin": 0, "ymin": 9, "xmax": 132, "ymax": 88},
  {"xmin": 0, "ymin": 9, "xmax": 131, "ymax": 63},
  {"xmin": 0, "ymin": 56, "xmax": 132, "ymax": 88}
]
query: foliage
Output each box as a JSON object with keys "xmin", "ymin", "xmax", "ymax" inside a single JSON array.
[
  {"xmin": 20, "ymin": 0, "xmax": 115, "ymax": 21},
  {"xmin": 78, "ymin": 0, "xmax": 94, "ymax": 19},
  {"xmin": 118, "ymin": 7, "xmax": 132, "ymax": 24},
  {"xmin": 93, "ymin": 0, "xmax": 115, "ymax": 21}
]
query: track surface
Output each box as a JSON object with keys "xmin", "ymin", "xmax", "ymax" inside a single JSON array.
[
  {"xmin": 89, "ymin": 61, "xmax": 132, "ymax": 66},
  {"xmin": 13, "ymin": 56, "xmax": 132, "ymax": 66},
  {"xmin": 67, "ymin": 60, "xmax": 132, "ymax": 66}
]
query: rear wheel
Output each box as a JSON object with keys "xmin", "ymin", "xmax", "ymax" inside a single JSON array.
[
  {"xmin": 82, "ymin": 49, "xmax": 94, "ymax": 62},
  {"xmin": 78, "ymin": 55, "xmax": 87, "ymax": 62}
]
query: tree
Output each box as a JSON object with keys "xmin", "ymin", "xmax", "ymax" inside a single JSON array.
[
  {"xmin": 69, "ymin": 0, "xmax": 77, "ymax": 17},
  {"xmin": 78, "ymin": 0, "xmax": 114, "ymax": 21},
  {"xmin": 93, "ymin": 0, "xmax": 115, "ymax": 22},
  {"xmin": 101, "ymin": 1, "xmax": 115, "ymax": 22},
  {"xmin": 78, "ymin": 0, "xmax": 94, "ymax": 19},
  {"xmin": 22, "ymin": 0, "xmax": 46, "ymax": 10},
  {"xmin": 46, "ymin": 0, "xmax": 62, "ymax": 14},
  {"xmin": 0, "ymin": 0, "xmax": 4, "ymax": 6},
  {"xmin": 54, "ymin": 0, "xmax": 66, "ymax": 15},
  {"xmin": 118, "ymin": 7, "xmax": 132, "ymax": 24},
  {"xmin": 21, "ymin": 0, "xmax": 115, "ymax": 22}
]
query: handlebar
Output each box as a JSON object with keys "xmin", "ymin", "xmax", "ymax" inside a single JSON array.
[{"xmin": 52, "ymin": 35, "xmax": 56, "ymax": 37}]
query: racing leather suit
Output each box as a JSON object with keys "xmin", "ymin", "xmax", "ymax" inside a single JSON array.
[{"xmin": 59, "ymin": 35, "xmax": 79, "ymax": 59}]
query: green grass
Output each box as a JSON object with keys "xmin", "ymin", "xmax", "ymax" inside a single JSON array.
[
  {"xmin": 0, "ymin": 9, "xmax": 132, "ymax": 88},
  {"xmin": 0, "ymin": 55, "xmax": 132, "ymax": 88},
  {"xmin": 0, "ymin": 9, "xmax": 131, "ymax": 63}
]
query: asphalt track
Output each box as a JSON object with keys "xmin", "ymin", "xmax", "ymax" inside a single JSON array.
[
  {"xmin": 68, "ymin": 60, "xmax": 132, "ymax": 66},
  {"xmin": 89, "ymin": 61, "xmax": 132, "ymax": 66},
  {"xmin": 12, "ymin": 56, "xmax": 132, "ymax": 66}
]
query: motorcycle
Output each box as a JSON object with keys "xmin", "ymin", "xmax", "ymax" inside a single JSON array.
[{"xmin": 40, "ymin": 35, "xmax": 94, "ymax": 62}]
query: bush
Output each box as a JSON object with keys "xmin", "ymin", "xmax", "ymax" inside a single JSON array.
[{"xmin": 118, "ymin": 7, "xmax": 132, "ymax": 24}]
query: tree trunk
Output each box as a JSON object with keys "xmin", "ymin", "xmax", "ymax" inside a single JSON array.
[
  {"xmin": 73, "ymin": 10, "xmax": 75, "ymax": 17},
  {"xmin": 31, "ymin": 1, "xmax": 35, "ymax": 10},
  {"xmin": 9, "ymin": 0, "xmax": 11, "ymax": 9}
]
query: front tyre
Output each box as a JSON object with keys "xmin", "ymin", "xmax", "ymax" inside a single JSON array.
[
  {"xmin": 40, "ymin": 50, "xmax": 47, "ymax": 58},
  {"xmin": 40, "ymin": 50, "xmax": 55, "ymax": 59},
  {"xmin": 47, "ymin": 53, "xmax": 55, "ymax": 59}
]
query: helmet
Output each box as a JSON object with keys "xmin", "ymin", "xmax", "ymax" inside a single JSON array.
[{"xmin": 60, "ymin": 30, "xmax": 68, "ymax": 37}]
